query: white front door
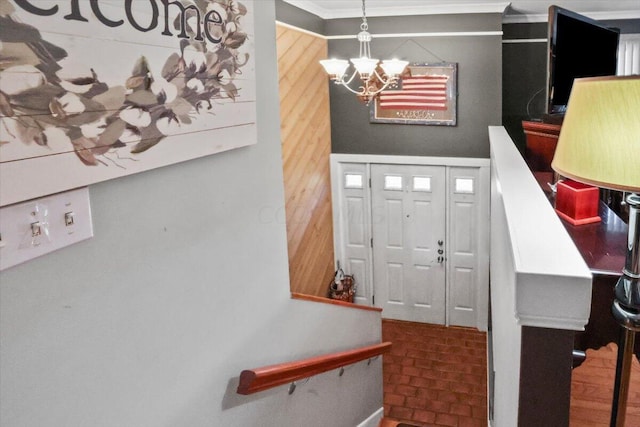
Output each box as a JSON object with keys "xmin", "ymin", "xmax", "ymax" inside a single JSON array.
[{"xmin": 371, "ymin": 164, "xmax": 446, "ymax": 323}]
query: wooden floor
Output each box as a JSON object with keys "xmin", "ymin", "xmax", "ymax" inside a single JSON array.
[
  {"xmin": 382, "ymin": 320, "xmax": 640, "ymax": 427},
  {"xmin": 570, "ymin": 342, "xmax": 640, "ymax": 427}
]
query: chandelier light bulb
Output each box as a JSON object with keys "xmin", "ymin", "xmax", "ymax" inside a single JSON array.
[
  {"xmin": 381, "ymin": 59, "xmax": 410, "ymax": 77},
  {"xmin": 351, "ymin": 57, "xmax": 379, "ymax": 77},
  {"xmin": 319, "ymin": 59, "xmax": 349, "ymax": 80}
]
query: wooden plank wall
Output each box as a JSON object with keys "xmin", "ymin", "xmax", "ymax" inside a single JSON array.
[{"xmin": 276, "ymin": 24, "xmax": 335, "ymax": 297}]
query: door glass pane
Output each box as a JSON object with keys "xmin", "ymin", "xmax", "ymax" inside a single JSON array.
[
  {"xmin": 384, "ymin": 175, "xmax": 403, "ymax": 190},
  {"xmin": 345, "ymin": 173, "xmax": 363, "ymax": 189},
  {"xmin": 413, "ymin": 176, "xmax": 431, "ymax": 192},
  {"xmin": 455, "ymin": 178, "xmax": 474, "ymax": 194}
]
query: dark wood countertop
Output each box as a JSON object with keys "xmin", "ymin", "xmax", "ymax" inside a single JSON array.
[{"xmin": 559, "ymin": 202, "xmax": 627, "ymax": 276}]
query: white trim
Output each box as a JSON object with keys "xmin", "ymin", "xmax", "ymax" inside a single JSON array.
[
  {"xmin": 283, "ymin": 1, "xmax": 510, "ymax": 19},
  {"xmin": 281, "ymin": 0, "xmax": 334, "ymax": 19},
  {"xmin": 283, "ymin": 0, "xmax": 640, "ymax": 23},
  {"xmin": 331, "ymin": 153, "xmax": 490, "ymax": 168},
  {"xmin": 515, "ymin": 314, "xmax": 592, "ymax": 331},
  {"xmin": 502, "ymin": 38, "xmax": 547, "ymax": 44},
  {"xmin": 328, "ymin": 31, "xmax": 503, "ymax": 40},
  {"xmin": 502, "ymin": 13, "xmax": 550, "ymax": 24},
  {"xmin": 275, "ymin": 21, "xmax": 327, "ymax": 39},
  {"xmin": 274, "ymin": 22, "xmax": 502, "ymax": 41},
  {"xmin": 356, "ymin": 407, "xmax": 384, "ymax": 427},
  {"xmin": 503, "ymin": 9, "xmax": 640, "ymax": 24}
]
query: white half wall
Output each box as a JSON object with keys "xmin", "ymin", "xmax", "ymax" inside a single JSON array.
[{"xmin": 488, "ymin": 126, "xmax": 592, "ymax": 426}]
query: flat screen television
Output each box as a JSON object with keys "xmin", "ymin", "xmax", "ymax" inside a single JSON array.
[{"xmin": 546, "ymin": 6, "xmax": 620, "ymax": 115}]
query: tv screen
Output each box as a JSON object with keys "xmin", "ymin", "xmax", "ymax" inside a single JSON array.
[{"xmin": 546, "ymin": 6, "xmax": 620, "ymax": 114}]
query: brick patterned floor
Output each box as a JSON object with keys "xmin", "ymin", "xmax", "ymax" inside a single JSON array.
[{"xmin": 382, "ymin": 319, "xmax": 488, "ymax": 427}]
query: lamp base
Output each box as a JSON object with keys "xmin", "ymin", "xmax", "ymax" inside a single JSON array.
[{"xmin": 610, "ymin": 193, "xmax": 640, "ymax": 427}]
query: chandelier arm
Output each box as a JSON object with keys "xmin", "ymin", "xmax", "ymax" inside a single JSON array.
[
  {"xmin": 372, "ymin": 69, "xmax": 394, "ymax": 85},
  {"xmin": 340, "ymin": 70, "xmax": 359, "ymax": 87},
  {"xmin": 363, "ymin": 82, "xmax": 394, "ymax": 97},
  {"xmin": 334, "ymin": 69, "xmax": 398, "ymax": 97},
  {"xmin": 334, "ymin": 80, "xmax": 368, "ymax": 96}
]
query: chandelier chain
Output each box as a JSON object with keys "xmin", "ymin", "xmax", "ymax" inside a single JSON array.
[{"xmin": 360, "ymin": 0, "xmax": 368, "ymax": 31}]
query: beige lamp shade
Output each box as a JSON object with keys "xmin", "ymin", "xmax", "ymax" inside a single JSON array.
[{"xmin": 551, "ymin": 75, "xmax": 640, "ymax": 192}]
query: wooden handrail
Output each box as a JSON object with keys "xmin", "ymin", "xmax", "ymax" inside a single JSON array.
[{"xmin": 236, "ymin": 341, "xmax": 392, "ymax": 395}]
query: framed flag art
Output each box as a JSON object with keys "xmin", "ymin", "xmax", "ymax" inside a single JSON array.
[{"xmin": 370, "ymin": 62, "xmax": 457, "ymax": 126}]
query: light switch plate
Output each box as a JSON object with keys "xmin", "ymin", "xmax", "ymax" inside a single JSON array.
[{"xmin": 0, "ymin": 187, "xmax": 93, "ymax": 271}]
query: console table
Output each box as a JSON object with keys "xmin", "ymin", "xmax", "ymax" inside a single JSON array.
[
  {"xmin": 559, "ymin": 202, "xmax": 638, "ymax": 363},
  {"xmin": 522, "ymin": 120, "xmax": 636, "ymax": 362},
  {"xmin": 522, "ymin": 120, "xmax": 561, "ymax": 172}
]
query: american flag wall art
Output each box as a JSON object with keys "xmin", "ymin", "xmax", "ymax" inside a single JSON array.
[
  {"xmin": 378, "ymin": 75, "xmax": 449, "ymax": 111},
  {"xmin": 370, "ymin": 62, "xmax": 457, "ymax": 126}
]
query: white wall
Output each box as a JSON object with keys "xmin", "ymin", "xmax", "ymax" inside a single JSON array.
[{"xmin": 0, "ymin": 2, "xmax": 382, "ymax": 426}]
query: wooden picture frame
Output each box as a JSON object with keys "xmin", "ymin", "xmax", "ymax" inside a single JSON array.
[{"xmin": 370, "ymin": 62, "xmax": 457, "ymax": 126}]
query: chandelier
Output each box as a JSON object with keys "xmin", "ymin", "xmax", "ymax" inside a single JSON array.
[{"xmin": 319, "ymin": 0, "xmax": 409, "ymax": 104}]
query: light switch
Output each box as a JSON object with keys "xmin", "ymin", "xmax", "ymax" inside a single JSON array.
[
  {"xmin": 31, "ymin": 222, "xmax": 42, "ymax": 237},
  {"xmin": 0, "ymin": 187, "xmax": 93, "ymax": 270},
  {"xmin": 64, "ymin": 212, "xmax": 75, "ymax": 226}
]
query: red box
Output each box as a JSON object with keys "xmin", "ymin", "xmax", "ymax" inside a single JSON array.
[{"xmin": 555, "ymin": 179, "xmax": 601, "ymax": 225}]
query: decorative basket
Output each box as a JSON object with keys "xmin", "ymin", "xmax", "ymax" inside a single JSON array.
[{"xmin": 328, "ymin": 268, "xmax": 356, "ymax": 303}]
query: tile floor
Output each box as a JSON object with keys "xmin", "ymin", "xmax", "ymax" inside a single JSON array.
[{"xmin": 382, "ymin": 319, "xmax": 488, "ymax": 427}]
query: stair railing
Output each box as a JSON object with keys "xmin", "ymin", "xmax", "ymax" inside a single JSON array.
[{"xmin": 236, "ymin": 341, "xmax": 392, "ymax": 395}]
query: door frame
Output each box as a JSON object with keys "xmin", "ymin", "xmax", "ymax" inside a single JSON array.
[{"xmin": 330, "ymin": 153, "xmax": 491, "ymax": 331}]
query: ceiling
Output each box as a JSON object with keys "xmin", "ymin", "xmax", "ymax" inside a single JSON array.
[{"xmin": 282, "ymin": 1, "xmax": 640, "ymax": 23}]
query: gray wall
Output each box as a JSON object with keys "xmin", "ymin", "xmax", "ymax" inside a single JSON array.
[
  {"xmin": 502, "ymin": 23, "xmax": 548, "ymax": 152},
  {"xmin": 327, "ymin": 14, "xmax": 503, "ymax": 158},
  {"xmin": 502, "ymin": 18, "xmax": 640, "ymax": 152},
  {"xmin": 0, "ymin": 2, "xmax": 383, "ymax": 426},
  {"xmin": 275, "ymin": 0, "xmax": 325, "ymax": 34},
  {"xmin": 275, "ymin": 3, "xmax": 639, "ymax": 159}
]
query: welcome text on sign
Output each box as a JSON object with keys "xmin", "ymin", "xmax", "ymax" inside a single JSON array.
[{"xmin": 13, "ymin": 0, "xmax": 224, "ymax": 44}]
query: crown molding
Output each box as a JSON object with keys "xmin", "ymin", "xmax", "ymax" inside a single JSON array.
[
  {"xmin": 283, "ymin": 1, "xmax": 640, "ymax": 23},
  {"xmin": 503, "ymin": 9, "xmax": 640, "ymax": 24},
  {"xmin": 283, "ymin": 1, "xmax": 510, "ymax": 19}
]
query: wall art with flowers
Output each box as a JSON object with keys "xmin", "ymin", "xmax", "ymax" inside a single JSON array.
[{"xmin": 0, "ymin": 0, "xmax": 256, "ymax": 206}]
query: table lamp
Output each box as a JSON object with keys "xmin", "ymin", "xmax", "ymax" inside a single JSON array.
[{"xmin": 551, "ymin": 75, "xmax": 640, "ymax": 427}]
